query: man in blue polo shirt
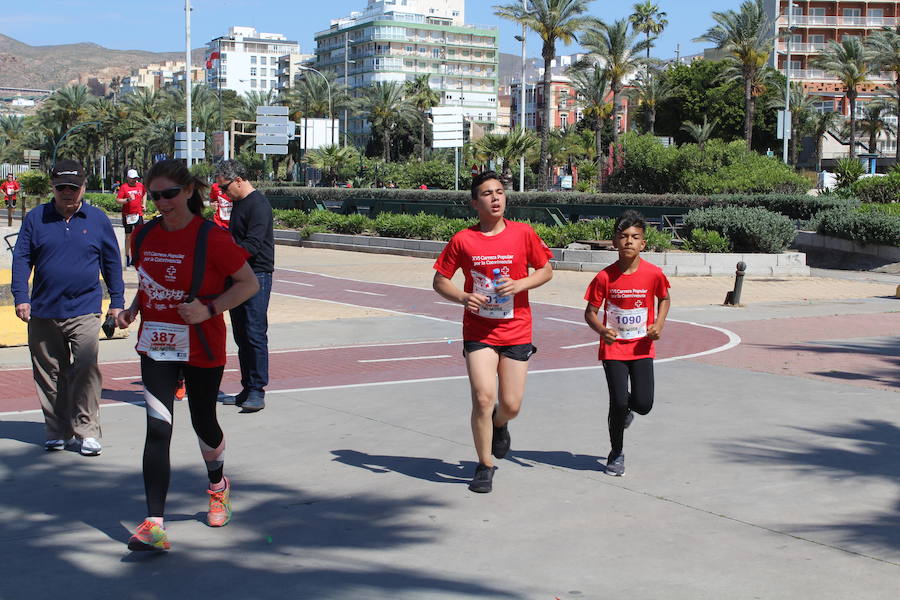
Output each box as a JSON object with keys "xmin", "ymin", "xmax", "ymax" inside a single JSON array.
[{"xmin": 12, "ymin": 159, "xmax": 125, "ymax": 456}]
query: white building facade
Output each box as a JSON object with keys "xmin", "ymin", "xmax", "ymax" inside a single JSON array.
[
  {"xmin": 314, "ymin": 0, "xmax": 499, "ymax": 145},
  {"xmin": 206, "ymin": 27, "xmax": 300, "ymax": 97}
]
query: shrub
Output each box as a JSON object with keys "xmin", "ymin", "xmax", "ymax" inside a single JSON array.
[
  {"xmin": 84, "ymin": 193, "xmax": 121, "ymax": 213},
  {"xmin": 682, "ymin": 229, "xmax": 732, "ymax": 253},
  {"xmin": 851, "ymin": 173, "xmax": 900, "ymax": 204},
  {"xmin": 834, "ymin": 158, "xmax": 866, "ymax": 189},
  {"xmin": 860, "ymin": 202, "xmax": 900, "ymax": 217},
  {"xmin": 816, "ymin": 208, "xmax": 900, "ymax": 247},
  {"xmin": 339, "ymin": 213, "xmax": 374, "ymax": 235},
  {"xmin": 273, "ymin": 209, "xmax": 309, "ymax": 229},
  {"xmin": 684, "ymin": 206, "xmax": 795, "ymax": 253},
  {"xmin": 17, "ymin": 170, "xmax": 50, "ymax": 196},
  {"xmin": 433, "ymin": 218, "xmax": 477, "ymax": 241}
]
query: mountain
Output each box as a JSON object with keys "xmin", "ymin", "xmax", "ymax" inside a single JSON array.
[{"xmin": 0, "ymin": 34, "xmax": 206, "ymax": 90}]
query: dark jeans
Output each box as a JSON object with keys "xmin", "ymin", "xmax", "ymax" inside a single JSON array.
[{"xmin": 230, "ymin": 271, "xmax": 271, "ymax": 395}]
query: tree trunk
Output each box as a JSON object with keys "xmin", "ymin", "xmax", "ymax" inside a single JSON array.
[
  {"xmin": 744, "ymin": 71, "xmax": 753, "ymax": 149},
  {"xmin": 896, "ymin": 79, "xmax": 900, "ymax": 166},
  {"xmin": 421, "ymin": 120, "xmax": 426, "ymax": 162},
  {"xmin": 383, "ymin": 130, "xmax": 391, "ymax": 162},
  {"xmin": 611, "ymin": 87, "xmax": 621, "ymax": 147},
  {"xmin": 539, "ymin": 49, "xmax": 554, "ymax": 191},
  {"xmin": 790, "ymin": 113, "xmax": 799, "ymax": 166},
  {"xmin": 650, "ymin": 107, "xmax": 656, "ymax": 136},
  {"xmin": 595, "ymin": 122, "xmax": 603, "ymax": 191},
  {"xmin": 848, "ymin": 92, "xmax": 857, "ymax": 160},
  {"xmin": 816, "ymin": 136, "xmax": 823, "ymax": 172}
]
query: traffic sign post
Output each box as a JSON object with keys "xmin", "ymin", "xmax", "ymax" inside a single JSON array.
[
  {"xmin": 256, "ymin": 106, "xmax": 294, "ymax": 157},
  {"xmin": 432, "ymin": 107, "xmax": 465, "ymax": 190},
  {"xmin": 174, "ymin": 130, "xmax": 206, "ymax": 162}
]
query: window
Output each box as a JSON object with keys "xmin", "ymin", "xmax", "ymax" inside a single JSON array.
[
  {"xmin": 260, "ymin": 79, "xmax": 267, "ymax": 89},
  {"xmin": 260, "ymin": 56, "xmax": 267, "ymax": 65},
  {"xmin": 809, "ymin": 34, "xmax": 825, "ymax": 45},
  {"xmin": 842, "ymin": 34, "xmax": 860, "ymax": 42},
  {"xmin": 250, "ymin": 56, "xmax": 257, "ymax": 64},
  {"xmin": 251, "ymin": 79, "xmax": 257, "ymax": 88},
  {"xmin": 842, "ymin": 8, "xmax": 861, "ymax": 17},
  {"xmin": 560, "ymin": 113, "xmax": 568, "ymax": 128},
  {"xmin": 870, "ymin": 9, "xmax": 884, "ymax": 18},
  {"xmin": 432, "ymin": 48, "xmax": 441, "ymax": 58},
  {"xmin": 406, "ymin": 45, "xmax": 414, "ymax": 52},
  {"xmin": 813, "ymin": 100, "xmax": 834, "ymax": 113},
  {"xmin": 250, "ymin": 67, "xmax": 257, "ymax": 76},
  {"xmin": 809, "ymin": 7, "xmax": 826, "ymax": 23}
]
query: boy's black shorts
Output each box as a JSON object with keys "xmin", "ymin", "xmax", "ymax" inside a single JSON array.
[{"xmin": 462, "ymin": 341, "xmax": 537, "ymax": 362}]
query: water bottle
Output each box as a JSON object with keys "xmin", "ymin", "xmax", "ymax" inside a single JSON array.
[{"xmin": 492, "ymin": 268, "xmax": 510, "ymax": 307}]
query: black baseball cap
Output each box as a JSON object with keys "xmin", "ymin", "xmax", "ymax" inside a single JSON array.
[{"xmin": 50, "ymin": 159, "xmax": 86, "ymax": 187}]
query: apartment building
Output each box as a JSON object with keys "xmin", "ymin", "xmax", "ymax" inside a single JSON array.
[
  {"xmin": 767, "ymin": 0, "xmax": 899, "ymax": 159},
  {"xmin": 120, "ymin": 61, "xmax": 204, "ymax": 94},
  {"xmin": 276, "ymin": 53, "xmax": 316, "ymax": 92},
  {"xmin": 314, "ymin": 0, "xmax": 499, "ymax": 145},
  {"xmin": 206, "ymin": 27, "xmax": 300, "ymax": 97}
]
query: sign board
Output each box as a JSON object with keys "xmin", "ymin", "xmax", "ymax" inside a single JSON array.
[
  {"xmin": 432, "ymin": 107, "xmax": 464, "ymax": 149},
  {"xmin": 175, "ymin": 131, "xmax": 206, "ymax": 141},
  {"xmin": 296, "ymin": 118, "xmax": 339, "ymax": 150},
  {"xmin": 256, "ymin": 105, "xmax": 289, "ymax": 116},
  {"xmin": 257, "ymin": 124, "xmax": 294, "ymax": 136},
  {"xmin": 560, "ymin": 175, "xmax": 573, "ymax": 189},
  {"xmin": 175, "ymin": 141, "xmax": 205, "ymax": 151},
  {"xmin": 776, "ymin": 110, "xmax": 791, "ymax": 140},
  {"xmin": 256, "ymin": 106, "xmax": 293, "ymax": 155},
  {"xmin": 257, "ymin": 134, "xmax": 290, "ymax": 145},
  {"xmin": 174, "ymin": 130, "xmax": 205, "ymax": 161},
  {"xmin": 255, "ymin": 145, "xmax": 289, "ymax": 155},
  {"xmin": 212, "ymin": 131, "xmax": 229, "ymax": 163}
]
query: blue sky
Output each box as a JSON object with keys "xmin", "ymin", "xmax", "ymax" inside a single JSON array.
[{"xmin": 4, "ymin": 0, "xmax": 734, "ymax": 59}]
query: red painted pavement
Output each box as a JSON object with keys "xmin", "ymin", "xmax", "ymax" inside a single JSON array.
[{"xmin": 0, "ymin": 269, "xmax": 730, "ymax": 412}]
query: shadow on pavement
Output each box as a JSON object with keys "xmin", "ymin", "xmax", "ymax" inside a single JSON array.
[
  {"xmin": 0, "ymin": 442, "xmax": 516, "ymax": 599},
  {"xmin": 331, "ymin": 449, "xmax": 471, "ymax": 485},
  {"xmin": 720, "ymin": 418, "xmax": 900, "ymax": 552},
  {"xmin": 507, "ymin": 450, "xmax": 605, "ymax": 472}
]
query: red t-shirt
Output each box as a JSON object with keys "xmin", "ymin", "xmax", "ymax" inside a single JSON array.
[
  {"xmin": 209, "ymin": 183, "xmax": 232, "ymax": 229},
  {"xmin": 433, "ymin": 219, "xmax": 553, "ymax": 345},
  {"xmin": 131, "ymin": 216, "xmax": 249, "ymax": 367},
  {"xmin": 584, "ymin": 259, "xmax": 670, "ymax": 361},
  {"xmin": 117, "ymin": 182, "xmax": 145, "ymax": 215},
  {"xmin": 2, "ymin": 180, "xmax": 20, "ymax": 199}
]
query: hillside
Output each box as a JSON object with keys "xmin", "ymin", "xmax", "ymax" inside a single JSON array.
[{"xmin": 0, "ymin": 34, "xmax": 206, "ymax": 90}]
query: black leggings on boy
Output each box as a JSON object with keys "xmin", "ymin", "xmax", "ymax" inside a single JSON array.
[
  {"xmin": 140, "ymin": 355, "xmax": 225, "ymax": 517},
  {"xmin": 603, "ymin": 358, "xmax": 654, "ymax": 454}
]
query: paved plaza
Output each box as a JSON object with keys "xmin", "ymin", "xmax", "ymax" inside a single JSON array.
[{"xmin": 1, "ymin": 245, "xmax": 898, "ymax": 599}]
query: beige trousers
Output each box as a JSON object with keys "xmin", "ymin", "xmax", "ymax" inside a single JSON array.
[{"xmin": 28, "ymin": 313, "xmax": 103, "ymax": 440}]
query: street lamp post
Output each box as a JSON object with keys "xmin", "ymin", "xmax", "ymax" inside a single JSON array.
[
  {"xmin": 298, "ymin": 65, "xmax": 334, "ymax": 144},
  {"xmin": 783, "ymin": 0, "xmax": 793, "ymax": 165},
  {"xmin": 185, "ymin": 0, "xmax": 193, "ymax": 166}
]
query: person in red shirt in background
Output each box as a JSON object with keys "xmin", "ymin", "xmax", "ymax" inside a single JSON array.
[
  {"xmin": 209, "ymin": 182, "xmax": 232, "ymax": 230},
  {"xmin": 116, "ymin": 169, "xmax": 146, "ymax": 267},
  {"xmin": 584, "ymin": 210, "xmax": 671, "ymax": 477},
  {"xmin": 432, "ymin": 171, "xmax": 553, "ymax": 494},
  {"xmin": 2, "ymin": 173, "xmax": 21, "ymax": 208}
]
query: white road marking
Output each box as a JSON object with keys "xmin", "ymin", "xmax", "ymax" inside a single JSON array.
[
  {"xmin": 435, "ymin": 301, "xmax": 461, "ymax": 307},
  {"xmin": 345, "ymin": 289, "xmax": 386, "ymax": 297},
  {"xmin": 358, "ymin": 355, "xmax": 452, "ymax": 363},
  {"xmin": 561, "ymin": 341, "xmax": 600, "ymax": 349},
  {"xmin": 276, "ymin": 279, "xmax": 314, "ymax": 287},
  {"xmin": 546, "ymin": 317, "xmax": 588, "ymax": 326}
]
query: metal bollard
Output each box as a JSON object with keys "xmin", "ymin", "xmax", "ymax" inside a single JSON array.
[{"xmin": 724, "ymin": 261, "xmax": 747, "ymax": 306}]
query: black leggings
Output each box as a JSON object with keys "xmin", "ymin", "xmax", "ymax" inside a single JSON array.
[
  {"xmin": 603, "ymin": 358, "xmax": 654, "ymax": 454},
  {"xmin": 140, "ymin": 355, "xmax": 225, "ymax": 517}
]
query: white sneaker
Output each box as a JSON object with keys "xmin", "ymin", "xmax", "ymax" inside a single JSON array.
[
  {"xmin": 44, "ymin": 439, "xmax": 65, "ymax": 451},
  {"xmin": 80, "ymin": 437, "xmax": 102, "ymax": 456}
]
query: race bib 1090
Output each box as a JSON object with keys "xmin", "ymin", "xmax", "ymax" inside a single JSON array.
[{"xmin": 605, "ymin": 302, "xmax": 648, "ymax": 340}]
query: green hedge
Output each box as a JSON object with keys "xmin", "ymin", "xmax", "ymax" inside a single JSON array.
[
  {"xmin": 684, "ymin": 206, "xmax": 796, "ymax": 253},
  {"xmin": 84, "ymin": 193, "xmax": 120, "ymax": 213},
  {"xmin": 851, "ymin": 173, "xmax": 900, "ymax": 204},
  {"xmin": 682, "ymin": 229, "xmax": 732, "ymax": 253},
  {"xmin": 816, "ymin": 208, "xmax": 900, "ymax": 247},
  {"xmin": 272, "ymin": 209, "xmax": 674, "ymax": 250},
  {"xmin": 262, "ymin": 186, "xmax": 852, "ymax": 220}
]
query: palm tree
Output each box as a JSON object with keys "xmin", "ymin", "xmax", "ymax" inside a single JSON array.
[
  {"xmin": 680, "ymin": 115, "xmax": 718, "ymax": 151},
  {"xmin": 403, "ymin": 74, "xmax": 441, "ymax": 161},
  {"xmin": 628, "ymin": 68, "xmax": 673, "ymax": 135},
  {"xmin": 629, "ymin": 1, "xmax": 668, "ymax": 73},
  {"xmin": 807, "ymin": 110, "xmax": 842, "ymax": 172},
  {"xmin": 581, "ymin": 18, "xmax": 651, "ymax": 147},
  {"xmin": 475, "ymin": 128, "xmax": 539, "ymax": 187},
  {"xmin": 768, "ymin": 80, "xmax": 816, "ymax": 165},
  {"xmin": 694, "ymin": 0, "xmax": 774, "ymax": 149},
  {"xmin": 495, "ymin": 0, "xmax": 594, "ymax": 190},
  {"xmin": 359, "ymin": 82, "xmax": 418, "ymax": 162},
  {"xmin": 866, "ymin": 26, "xmax": 900, "ymax": 164},
  {"xmin": 43, "ymin": 84, "xmax": 97, "ymax": 135},
  {"xmin": 858, "ymin": 100, "xmax": 897, "ymax": 155},
  {"xmin": 305, "ymin": 144, "xmax": 358, "ymax": 186},
  {"xmin": 812, "ymin": 37, "xmax": 873, "ymax": 159},
  {"xmin": 568, "ymin": 63, "xmax": 612, "ymax": 185},
  {"xmin": 0, "ymin": 115, "xmax": 25, "ymax": 162}
]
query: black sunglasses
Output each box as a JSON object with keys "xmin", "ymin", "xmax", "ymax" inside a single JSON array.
[
  {"xmin": 220, "ymin": 179, "xmax": 234, "ymax": 193},
  {"xmin": 54, "ymin": 184, "xmax": 80, "ymax": 192},
  {"xmin": 149, "ymin": 187, "xmax": 183, "ymax": 201}
]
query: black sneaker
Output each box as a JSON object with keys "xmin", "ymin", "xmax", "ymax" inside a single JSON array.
[
  {"xmin": 624, "ymin": 409, "xmax": 634, "ymax": 429},
  {"xmin": 468, "ymin": 463, "xmax": 496, "ymax": 493},
  {"xmin": 606, "ymin": 452, "xmax": 625, "ymax": 477},
  {"xmin": 491, "ymin": 407, "xmax": 511, "ymax": 459}
]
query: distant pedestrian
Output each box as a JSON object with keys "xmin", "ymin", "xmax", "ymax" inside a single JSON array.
[
  {"xmin": 116, "ymin": 169, "xmax": 146, "ymax": 268},
  {"xmin": 11, "ymin": 159, "xmax": 124, "ymax": 456},
  {"xmin": 2, "ymin": 172, "xmax": 20, "ymax": 208},
  {"xmin": 209, "ymin": 182, "xmax": 232, "ymax": 230},
  {"xmin": 116, "ymin": 159, "xmax": 259, "ymax": 552},
  {"xmin": 214, "ymin": 160, "xmax": 274, "ymax": 413},
  {"xmin": 583, "ymin": 210, "xmax": 671, "ymax": 477},
  {"xmin": 432, "ymin": 171, "xmax": 553, "ymax": 493}
]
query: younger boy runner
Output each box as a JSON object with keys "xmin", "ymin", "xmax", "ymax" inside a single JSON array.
[
  {"xmin": 433, "ymin": 171, "xmax": 553, "ymax": 493},
  {"xmin": 584, "ymin": 210, "xmax": 670, "ymax": 476}
]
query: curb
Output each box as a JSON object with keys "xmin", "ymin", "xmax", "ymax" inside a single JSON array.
[
  {"xmin": 794, "ymin": 231, "xmax": 900, "ymax": 263},
  {"xmin": 275, "ymin": 230, "xmax": 811, "ymax": 277}
]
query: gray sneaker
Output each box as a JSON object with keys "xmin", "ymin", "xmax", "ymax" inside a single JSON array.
[
  {"xmin": 468, "ymin": 463, "xmax": 496, "ymax": 493},
  {"xmin": 606, "ymin": 452, "xmax": 624, "ymax": 476}
]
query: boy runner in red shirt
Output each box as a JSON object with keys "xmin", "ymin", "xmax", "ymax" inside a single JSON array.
[
  {"xmin": 433, "ymin": 171, "xmax": 553, "ymax": 493},
  {"xmin": 2, "ymin": 173, "xmax": 21, "ymax": 208},
  {"xmin": 116, "ymin": 169, "xmax": 146, "ymax": 267},
  {"xmin": 584, "ymin": 210, "xmax": 671, "ymax": 477}
]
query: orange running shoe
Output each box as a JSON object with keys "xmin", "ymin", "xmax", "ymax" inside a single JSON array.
[
  {"xmin": 127, "ymin": 520, "xmax": 170, "ymax": 552},
  {"xmin": 207, "ymin": 477, "xmax": 232, "ymax": 527},
  {"xmin": 175, "ymin": 379, "xmax": 187, "ymax": 401}
]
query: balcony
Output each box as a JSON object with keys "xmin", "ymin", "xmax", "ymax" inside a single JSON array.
[
  {"xmin": 778, "ymin": 42, "xmax": 829, "ymax": 54},
  {"xmin": 778, "ymin": 15, "xmax": 899, "ymax": 28},
  {"xmin": 788, "ymin": 69, "xmax": 897, "ymax": 82}
]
